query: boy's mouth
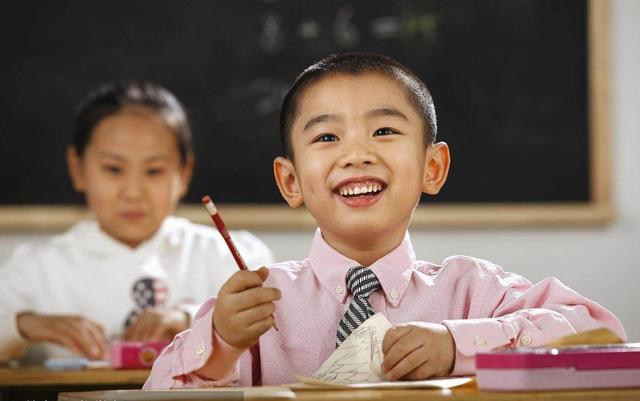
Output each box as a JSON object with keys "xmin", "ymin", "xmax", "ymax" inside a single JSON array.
[{"xmin": 333, "ymin": 178, "xmax": 387, "ymax": 206}]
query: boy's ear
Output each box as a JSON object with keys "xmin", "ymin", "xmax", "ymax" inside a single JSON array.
[
  {"xmin": 66, "ymin": 146, "xmax": 86, "ymax": 193},
  {"xmin": 178, "ymin": 155, "xmax": 195, "ymax": 198},
  {"xmin": 422, "ymin": 142, "xmax": 450, "ymax": 195},
  {"xmin": 273, "ymin": 156, "xmax": 304, "ymax": 208}
]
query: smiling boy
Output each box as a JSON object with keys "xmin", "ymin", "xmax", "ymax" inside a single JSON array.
[{"xmin": 144, "ymin": 53, "xmax": 625, "ymax": 388}]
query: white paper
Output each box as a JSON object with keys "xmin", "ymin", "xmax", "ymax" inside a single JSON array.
[
  {"xmin": 311, "ymin": 313, "xmax": 392, "ymax": 384},
  {"xmin": 294, "ymin": 376, "xmax": 474, "ymax": 390}
]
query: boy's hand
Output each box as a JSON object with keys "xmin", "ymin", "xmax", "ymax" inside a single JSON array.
[
  {"xmin": 124, "ymin": 308, "xmax": 189, "ymax": 342},
  {"xmin": 213, "ymin": 267, "xmax": 280, "ymax": 350},
  {"xmin": 16, "ymin": 312, "xmax": 108, "ymax": 360},
  {"xmin": 381, "ymin": 322, "xmax": 455, "ymax": 381}
]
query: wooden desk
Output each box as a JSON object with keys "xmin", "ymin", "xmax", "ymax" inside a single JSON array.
[
  {"xmin": 59, "ymin": 384, "xmax": 640, "ymax": 401},
  {"xmin": 0, "ymin": 367, "xmax": 149, "ymax": 401},
  {"xmin": 0, "ymin": 367, "xmax": 149, "ymax": 386}
]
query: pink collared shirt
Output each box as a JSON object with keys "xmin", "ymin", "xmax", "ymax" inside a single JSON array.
[{"xmin": 144, "ymin": 229, "xmax": 626, "ymax": 388}]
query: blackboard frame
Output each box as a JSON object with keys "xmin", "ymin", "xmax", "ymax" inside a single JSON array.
[{"xmin": 0, "ymin": 0, "xmax": 613, "ymax": 231}]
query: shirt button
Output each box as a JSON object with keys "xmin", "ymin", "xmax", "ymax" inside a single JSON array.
[
  {"xmin": 195, "ymin": 343, "xmax": 206, "ymax": 355},
  {"xmin": 390, "ymin": 289, "xmax": 399, "ymax": 299},
  {"xmin": 474, "ymin": 336, "xmax": 487, "ymax": 347},
  {"xmin": 521, "ymin": 335, "xmax": 533, "ymax": 346},
  {"xmin": 336, "ymin": 285, "xmax": 344, "ymax": 295}
]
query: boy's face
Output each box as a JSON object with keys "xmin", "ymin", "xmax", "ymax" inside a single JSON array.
[
  {"xmin": 67, "ymin": 108, "xmax": 193, "ymax": 248},
  {"xmin": 275, "ymin": 72, "xmax": 449, "ymax": 248}
]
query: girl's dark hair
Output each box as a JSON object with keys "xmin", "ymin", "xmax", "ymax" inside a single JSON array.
[
  {"xmin": 71, "ymin": 81, "xmax": 192, "ymax": 165},
  {"xmin": 280, "ymin": 53, "xmax": 437, "ymax": 159}
]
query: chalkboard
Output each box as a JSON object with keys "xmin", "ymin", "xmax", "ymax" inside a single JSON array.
[{"xmin": 0, "ymin": 0, "xmax": 612, "ymax": 230}]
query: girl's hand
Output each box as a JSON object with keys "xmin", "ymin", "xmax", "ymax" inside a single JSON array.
[
  {"xmin": 124, "ymin": 308, "xmax": 189, "ymax": 342},
  {"xmin": 16, "ymin": 312, "xmax": 108, "ymax": 360},
  {"xmin": 213, "ymin": 267, "xmax": 280, "ymax": 350},
  {"xmin": 381, "ymin": 322, "xmax": 455, "ymax": 381}
]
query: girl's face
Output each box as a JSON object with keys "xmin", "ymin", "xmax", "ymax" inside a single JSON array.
[{"xmin": 67, "ymin": 107, "xmax": 193, "ymax": 248}]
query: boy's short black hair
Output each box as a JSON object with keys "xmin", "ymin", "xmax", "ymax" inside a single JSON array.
[
  {"xmin": 279, "ymin": 53, "xmax": 437, "ymax": 159},
  {"xmin": 71, "ymin": 81, "xmax": 192, "ymax": 165}
]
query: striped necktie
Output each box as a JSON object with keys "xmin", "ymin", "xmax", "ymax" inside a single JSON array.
[{"xmin": 336, "ymin": 266, "xmax": 382, "ymax": 347}]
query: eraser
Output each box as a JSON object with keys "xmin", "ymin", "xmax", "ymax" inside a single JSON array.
[
  {"xmin": 110, "ymin": 340, "xmax": 169, "ymax": 369},
  {"xmin": 44, "ymin": 357, "xmax": 88, "ymax": 370}
]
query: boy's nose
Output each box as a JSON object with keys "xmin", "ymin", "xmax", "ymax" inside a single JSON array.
[{"xmin": 338, "ymin": 138, "xmax": 378, "ymax": 168}]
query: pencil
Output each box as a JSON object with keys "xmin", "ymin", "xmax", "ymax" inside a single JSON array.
[
  {"xmin": 201, "ymin": 196, "xmax": 279, "ymax": 333},
  {"xmin": 202, "ymin": 195, "xmax": 249, "ymax": 270},
  {"xmin": 201, "ymin": 195, "xmax": 273, "ymax": 386}
]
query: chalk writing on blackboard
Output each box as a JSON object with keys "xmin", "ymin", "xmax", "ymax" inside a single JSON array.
[{"xmin": 259, "ymin": 4, "xmax": 439, "ymax": 54}]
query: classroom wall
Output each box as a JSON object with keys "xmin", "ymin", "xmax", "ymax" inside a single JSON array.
[{"xmin": 1, "ymin": 0, "xmax": 638, "ymax": 341}]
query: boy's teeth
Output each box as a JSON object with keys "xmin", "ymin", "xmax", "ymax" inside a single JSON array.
[{"xmin": 339, "ymin": 182, "xmax": 384, "ymax": 196}]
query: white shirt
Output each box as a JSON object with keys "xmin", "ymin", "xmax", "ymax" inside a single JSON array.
[{"xmin": 0, "ymin": 216, "xmax": 273, "ymax": 363}]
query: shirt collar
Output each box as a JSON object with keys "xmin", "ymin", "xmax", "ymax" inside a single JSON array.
[
  {"xmin": 69, "ymin": 216, "xmax": 178, "ymax": 256},
  {"xmin": 308, "ymin": 228, "xmax": 416, "ymax": 307}
]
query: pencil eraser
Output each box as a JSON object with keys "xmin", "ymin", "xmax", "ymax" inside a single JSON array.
[
  {"xmin": 201, "ymin": 196, "xmax": 217, "ymax": 215},
  {"xmin": 44, "ymin": 357, "xmax": 88, "ymax": 370},
  {"xmin": 110, "ymin": 341, "xmax": 169, "ymax": 369}
]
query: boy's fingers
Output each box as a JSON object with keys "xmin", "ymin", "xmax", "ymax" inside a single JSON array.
[
  {"xmin": 246, "ymin": 315, "xmax": 275, "ymax": 338},
  {"xmin": 235, "ymin": 302, "xmax": 276, "ymax": 326},
  {"xmin": 405, "ymin": 362, "xmax": 437, "ymax": 381},
  {"xmin": 231, "ymin": 287, "xmax": 281, "ymax": 312},
  {"xmin": 384, "ymin": 346, "xmax": 428, "ymax": 381},
  {"xmin": 381, "ymin": 334, "xmax": 423, "ymax": 373},
  {"xmin": 224, "ymin": 270, "xmax": 267, "ymax": 294},
  {"xmin": 382, "ymin": 325, "xmax": 412, "ymax": 355},
  {"xmin": 256, "ymin": 266, "xmax": 269, "ymax": 281}
]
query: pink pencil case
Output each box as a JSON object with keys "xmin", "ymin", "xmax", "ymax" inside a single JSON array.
[
  {"xmin": 110, "ymin": 340, "xmax": 170, "ymax": 369},
  {"xmin": 476, "ymin": 343, "xmax": 640, "ymax": 391}
]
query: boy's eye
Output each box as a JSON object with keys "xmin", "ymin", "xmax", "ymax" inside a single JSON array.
[
  {"xmin": 314, "ymin": 133, "xmax": 338, "ymax": 143},
  {"xmin": 373, "ymin": 127, "xmax": 397, "ymax": 137}
]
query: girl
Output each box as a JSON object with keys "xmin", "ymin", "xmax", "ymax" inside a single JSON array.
[{"xmin": 0, "ymin": 82, "xmax": 273, "ymax": 364}]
